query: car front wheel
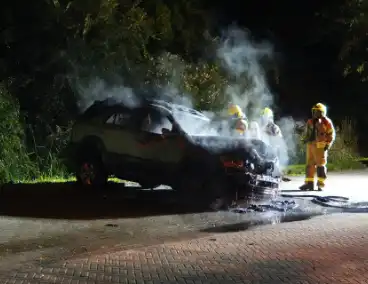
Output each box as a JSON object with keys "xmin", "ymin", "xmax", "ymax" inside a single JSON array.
[
  {"xmin": 76, "ymin": 155, "xmax": 108, "ymax": 189},
  {"xmin": 202, "ymin": 178, "xmax": 233, "ymax": 211}
]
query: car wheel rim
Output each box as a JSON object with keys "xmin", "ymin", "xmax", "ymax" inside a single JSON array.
[{"xmin": 80, "ymin": 163, "xmax": 95, "ymax": 185}]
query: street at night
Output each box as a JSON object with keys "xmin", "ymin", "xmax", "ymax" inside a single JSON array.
[
  {"xmin": 2, "ymin": 0, "xmax": 368, "ymax": 282},
  {"xmin": 0, "ymin": 171, "xmax": 366, "ymax": 283}
]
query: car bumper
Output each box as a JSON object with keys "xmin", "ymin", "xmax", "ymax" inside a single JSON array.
[{"xmin": 225, "ymin": 170, "xmax": 281, "ymax": 200}]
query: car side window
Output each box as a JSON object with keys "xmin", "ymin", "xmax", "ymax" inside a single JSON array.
[
  {"xmin": 141, "ymin": 110, "xmax": 173, "ymax": 134},
  {"xmin": 105, "ymin": 112, "xmax": 133, "ymax": 127}
]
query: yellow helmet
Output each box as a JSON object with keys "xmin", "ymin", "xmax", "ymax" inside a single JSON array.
[
  {"xmin": 261, "ymin": 107, "xmax": 273, "ymax": 119},
  {"xmin": 228, "ymin": 104, "xmax": 245, "ymax": 119},
  {"xmin": 312, "ymin": 103, "xmax": 327, "ymax": 116}
]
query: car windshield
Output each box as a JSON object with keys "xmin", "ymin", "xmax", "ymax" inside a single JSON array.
[{"xmin": 172, "ymin": 110, "xmax": 220, "ymax": 136}]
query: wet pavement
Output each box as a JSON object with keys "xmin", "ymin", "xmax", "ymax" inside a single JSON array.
[{"xmin": 0, "ymin": 170, "xmax": 366, "ymax": 283}]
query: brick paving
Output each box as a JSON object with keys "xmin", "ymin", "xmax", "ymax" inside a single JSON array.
[{"xmin": 0, "ymin": 213, "xmax": 367, "ymax": 283}]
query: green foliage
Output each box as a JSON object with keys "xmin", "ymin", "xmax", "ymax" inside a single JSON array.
[
  {"xmin": 328, "ymin": 117, "xmax": 363, "ymax": 169},
  {"xmin": 0, "ymin": 82, "xmax": 72, "ymax": 183},
  {"xmin": 0, "ymin": 0, "xmax": 227, "ymax": 181},
  {"xmin": 182, "ymin": 62, "xmax": 229, "ymax": 110},
  {"xmin": 314, "ymin": 0, "xmax": 368, "ymax": 81},
  {"xmin": 0, "ymin": 84, "xmax": 36, "ymax": 183},
  {"xmin": 29, "ymin": 124, "xmax": 71, "ymax": 179},
  {"xmin": 145, "ymin": 52, "xmax": 229, "ymax": 110}
]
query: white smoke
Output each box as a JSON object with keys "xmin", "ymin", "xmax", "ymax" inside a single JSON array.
[
  {"xmin": 217, "ymin": 27, "xmax": 273, "ymax": 121},
  {"xmin": 73, "ymin": 26, "xmax": 299, "ymax": 168},
  {"xmin": 276, "ymin": 117, "xmax": 298, "ymax": 167},
  {"xmin": 76, "ymin": 78, "xmax": 140, "ymax": 112},
  {"xmin": 214, "ymin": 27, "xmax": 297, "ymax": 167}
]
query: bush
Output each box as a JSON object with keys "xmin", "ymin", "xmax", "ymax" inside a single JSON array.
[
  {"xmin": 328, "ymin": 118, "xmax": 362, "ymax": 169},
  {"xmin": 0, "ymin": 84, "xmax": 38, "ymax": 183},
  {"xmin": 28, "ymin": 124, "xmax": 71, "ymax": 179},
  {"xmin": 291, "ymin": 117, "xmax": 363, "ymax": 170}
]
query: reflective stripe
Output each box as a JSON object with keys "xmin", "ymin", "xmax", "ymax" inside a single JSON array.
[
  {"xmin": 317, "ymin": 179, "xmax": 325, "ymax": 187},
  {"xmin": 317, "ymin": 177, "xmax": 326, "ymax": 182},
  {"xmin": 316, "ymin": 141, "xmax": 326, "ymax": 148},
  {"xmin": 305, "ymin": 177, "xmax": 314, "ymax": 182}
]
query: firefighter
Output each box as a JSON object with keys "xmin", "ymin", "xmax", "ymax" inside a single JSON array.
[
  {"xmin": 299, "ymin": 103, "xmax": 335, "ymax": 191},
  {"xmin": 258, "ymin": 107, "xmax": 283, "ymax": 159},
  {"xmin": 257, "ymin": 107, "xmax": 285, "ymax": 175},
  {"xmin": 259, "ymin": 107, "xmax": 282, "ymax": 138},
  {"xmin": 227, "ymin": 104, "xmax": 248, "ymax": 136}
]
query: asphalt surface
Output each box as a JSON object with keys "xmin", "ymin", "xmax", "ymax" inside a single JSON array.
[{"xmin": 0, "ymin": 170, "xmax": 366, "ymax": 282}]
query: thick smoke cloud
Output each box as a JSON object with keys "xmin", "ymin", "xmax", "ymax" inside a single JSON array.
[
  {"xmin": 217, "ymin": 27, "xmax": 274, "ymax": 121},
  {"xmin": 73, "ymin": 26, "xmax": 298, "ymax": 168},
  {"xmin": 76, "ymin": 79, "xmax": 140, "ymax": 111},
  {"xmin": 215, "ymin": 27, "xmax": 298, "ymax": 168}
]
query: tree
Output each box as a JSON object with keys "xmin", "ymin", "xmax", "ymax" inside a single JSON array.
[{"xmin": 314, "ymin": 0, "xmax": 368, "ymax": 80}]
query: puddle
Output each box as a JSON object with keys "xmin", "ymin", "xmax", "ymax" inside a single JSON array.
[{"xmin": 201, "ymin": 212, "xmax": 319, "ymax": 233}]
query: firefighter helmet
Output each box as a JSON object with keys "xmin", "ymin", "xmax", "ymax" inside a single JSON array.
[
  {"xmin": 312, "ymin": 103, "xmax": 327, "ymax": 117},
  {"xmin": 261, "ymin": 107, "xmax": 274, "ymax": 119},
  {"xmin": 228, "ymin": 104, "xmax": 245, "ymax": 119}
]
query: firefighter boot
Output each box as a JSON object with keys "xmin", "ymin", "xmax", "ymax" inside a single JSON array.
[
  {"xmin": 299, "ymin": 182, "xmax": 314, "ymax": 191},
  {"xmin": 316, "ymin": 166, "xmax": 326, "ymax": 191},
  {"xmin": 317, "ymin": 181, "xmax": 324, "ymax": 191}
]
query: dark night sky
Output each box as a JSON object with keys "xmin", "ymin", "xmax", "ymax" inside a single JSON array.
[
  {"xmin": 213, "ymin": 0, "xmax": 368, "ymax": 152},
  {"xmin": 209, "ymin": 0, "xmax": 345, "ymax": 118}
]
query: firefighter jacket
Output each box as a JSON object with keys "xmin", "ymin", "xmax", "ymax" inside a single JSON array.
[
  {"xmin": 263, "ymin": 122, "xmax": 282, "ymax": 137},
  {"xmin": 230, "ymin": 118, "xmax": 248, "ymax": 135},
  {"xmin": 303, "ymin": 117, "xmax": 335, "ymax": 149}
]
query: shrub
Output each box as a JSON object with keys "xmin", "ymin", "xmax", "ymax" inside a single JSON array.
[
  {"xmin": 328, "ymin": 117, "xmax": 362, "ymax": 169},
  {"xmin": 0, "ymin": 84, "xmax": 38, "ymax": 183},
  {"xmin": 27, "ymin": 123, "xmax": 72, "ymax": 179}
]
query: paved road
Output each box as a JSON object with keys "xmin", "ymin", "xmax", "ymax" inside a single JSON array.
[
  {"xmin": 0, "ymin": 170, "xmax": 366, "ymax": 283},
  {"xmin": 281, "ymin": 169, "xmax": 368, "ymax": 202}
]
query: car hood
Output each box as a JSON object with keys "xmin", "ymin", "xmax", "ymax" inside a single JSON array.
[
  {"xmin": 190, "ymin": 135, "xmax": 276, "ymax": 160},
  {"xmin": 191, "ymin": 135, "xmax": 246, "ymax": 151}
]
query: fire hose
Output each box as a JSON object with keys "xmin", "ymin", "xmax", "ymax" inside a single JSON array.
[
  {"xmin": 230, "ymin": 194, "xmax": 368, "ymax": 214},
  {"xmin": 280, "ymin": 194, "xmax": 368, "ymax": 211}
]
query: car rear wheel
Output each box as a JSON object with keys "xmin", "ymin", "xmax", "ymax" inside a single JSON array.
[{"xmin": 76, "ymin": 155, "xmax": 108, "ymax": 189}]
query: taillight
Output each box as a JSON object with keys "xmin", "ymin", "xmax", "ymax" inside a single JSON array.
[{"xmin": 222, "ymin": 160, "xmax": 244, "ymax": 168}]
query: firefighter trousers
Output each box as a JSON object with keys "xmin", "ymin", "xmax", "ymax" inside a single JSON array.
[{"xmin": 305, "ymin": 142, "xmax": 328, "ymax": 187}]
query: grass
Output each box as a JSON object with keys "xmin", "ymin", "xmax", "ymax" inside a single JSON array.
[
  {"xmin": 18, "ymin": 157, "xmax": 368, "ymax": 184},
  {"xmin": 285, "ymin": 158, "xmax": 367, "ymax": 176},
  {"xmin": 14, "ymin": 176, "xmax": 125, "ymax": 184},
  {"xmin": 285, "ymin": 163, "xmax": 338, "ymax": 176}
]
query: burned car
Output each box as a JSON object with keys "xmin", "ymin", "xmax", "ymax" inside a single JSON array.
[{"xmin": 64, "ymin": 98, "xmax": 281, "ymax": 210}]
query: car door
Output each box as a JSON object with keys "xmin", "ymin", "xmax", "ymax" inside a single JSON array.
[
  {"xmin": 101, "ymin": 108, "xmax": 143, "ymax": 169},
  {"xmin": 137, "ymin": 107, "xmax": 185, "ymax": 171}
]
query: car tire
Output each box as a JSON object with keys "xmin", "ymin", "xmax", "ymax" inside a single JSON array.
[
  {"xmin": 202, "ymin": 178, "xmax": 232, "ymax": 211},
  {"xmin": 76, "ymin": 153, "xmax": 108, "ymax": 189}
]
